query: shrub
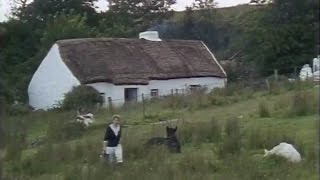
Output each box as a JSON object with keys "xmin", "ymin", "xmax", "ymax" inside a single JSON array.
[
  {"xmin": 62, "ymin": 86, "xmax": 104, "ymax": 110},
  {"xmin": 258, "ymin": 101, "xmax": 271, "ymax": 118},
  {"xmin": 7, "ymin": 104, "xmax": 30, "ymax": 116}
]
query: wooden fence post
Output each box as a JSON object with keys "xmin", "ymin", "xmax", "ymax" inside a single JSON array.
[
  {"xmin": 175, "ymin": 89, "xmax": 178, "ymax": 95},
  {"xmin": 170, "ymin": 89, "xmax": 174, "ymax": 108},
  {"xmin": 274, "ymin": 69, "xmax": 278, "ymax": 81},
  {"xmin": 108, "ymin": 97, "xmax": 114, "ymax": 113},
  {"xmin": 142, "ymin": 93, "xmax": 146, "ymax": 119},
  {"xmin": 294, "ymin": 67, "xmax": 297, "ymax": 79},
  {"xmin": 265, "ymin": 79, "xmax": 270, "ymax": 93}
]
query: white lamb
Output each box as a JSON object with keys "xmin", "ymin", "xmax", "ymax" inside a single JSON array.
[
  {"xmin": 264, "ymin": 142, "xmax": 301, "ymax": 163},
  {"xmin": 76, "ymin": 113, "xmax": 94, "ymax": 127}
]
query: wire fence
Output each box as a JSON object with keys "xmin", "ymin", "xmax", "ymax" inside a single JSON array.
[{"xmin": 97, "ymin": 65, "xmax": 318, "ymax": 121}]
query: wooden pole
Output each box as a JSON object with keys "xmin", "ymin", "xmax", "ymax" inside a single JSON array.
[
  {"xmin": 265, "ymin": 79, "xmax": 270, "ymax": 93},
  {"xmin": 108, "ymin": 97, "xmax": 114, "ymax": 114},
  {"xmin": 142, "ymin": 93, "xmax": 146, "ymax": 119},
  {"xmin": 294, "ymin": 67, "xmax": 297, "ymax": 79},
  {"xmin": 175, "ymin": 89, "xmax": 178, "ymax": 95},
  {"xmin": 170, "ymin": 89, "xmax": 174, "ymax": 108},
  {"xmin": 274, "ymin": 69, "xmax": 278, "ymax": 81}
]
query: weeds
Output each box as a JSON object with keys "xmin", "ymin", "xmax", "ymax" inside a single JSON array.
[
  {"xmin": 287, "ymin": 90, "xmax": 317, "ymax": 117},
  {"xmin": 218, "ymin": 118, "xmax": 241, "ymax": 157},
  {"xmin": 2, "ymin": 80, "xmax": 318, "ymax": 180},
  {"xmin": 258, "ymin": 101, "xmax": 271, "ymax": 118},
  {"xmin": 225, "ymin": 117, "xmax": 240, "ymax": 137}
]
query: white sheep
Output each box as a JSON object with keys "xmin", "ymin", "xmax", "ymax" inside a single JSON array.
[
  {"xmin": 76, "ymin": 113, "xmax": 94, "ymax": 127},
  {"xmin": 264, "ymin": 142, "xmax": 301, "ymax": 163}
]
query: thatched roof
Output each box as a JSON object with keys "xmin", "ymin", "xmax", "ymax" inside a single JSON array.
[{"xmin": 56, "ymin": 38, "xmax": 226, "ymax": 85}]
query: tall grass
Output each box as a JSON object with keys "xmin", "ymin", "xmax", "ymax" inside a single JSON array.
[
  {"xmin": 258, "ymin": 101, "xmax": 271, "ymax": 118},
  {"xmin": 2, "ymin": 80, "xmax": 318, "ymax": 180},
  {"xmin": 287, "ymin": 90, "xmax": 317, "ymax": 117},
  {"xmin": 246, "ymin": 126, "xmax": 298, "ymax": 150},
  {"xmin": 218, "ymin": 118, "xmax": 241, "ymax": 157},
  {"xmin": 178, "ymin": 117, "xmax": 222, "ymax": 146}
]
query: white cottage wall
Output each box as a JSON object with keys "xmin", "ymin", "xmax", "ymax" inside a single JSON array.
[
  {"xmin": 87, "ymin": 77, "xmax": 225, "ymax": 106},
  {"xmin": 148, "ymin": 77, "xmax": 226, "ymax": 96},
  {"xmin": 28, "ymin": 44, "xmax": 81, "ymax": 110}
]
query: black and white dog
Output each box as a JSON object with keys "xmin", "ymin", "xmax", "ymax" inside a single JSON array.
[{"xmin": 145, "ymin": 126, "xmax": 181, "ymax": 153}]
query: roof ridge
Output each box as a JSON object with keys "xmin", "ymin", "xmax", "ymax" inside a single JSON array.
[{"xmin": 56, "ymin": 38, "xmax": 203, "ymax": 44}]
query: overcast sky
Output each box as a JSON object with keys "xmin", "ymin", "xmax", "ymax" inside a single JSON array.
[{"xmin": 0, "ymin": 0, "xmax": 250, "ymax": 22}]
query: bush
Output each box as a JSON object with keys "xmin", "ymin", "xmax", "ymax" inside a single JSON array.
[
  {"xmin": 7, "ymin": 104, "xmax": 30, "ymax": 116},
  {"xmin": 62, "ymin": 86, "xmax": 104, "ymax": 110}
]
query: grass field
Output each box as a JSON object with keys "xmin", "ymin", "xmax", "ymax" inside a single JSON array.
[{"xmin": 2, "ymin": 82, "xmax": 319, "ymax": 180}]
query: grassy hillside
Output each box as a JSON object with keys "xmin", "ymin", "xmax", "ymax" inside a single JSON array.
[{"xmin": 2, "ymin": 82, "xmax": 319, "ymax": 179}]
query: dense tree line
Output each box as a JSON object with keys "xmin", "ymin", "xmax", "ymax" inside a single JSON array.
[{"xmin": 0, "ymin": 0, "xmax": 318, "ymax": 103}]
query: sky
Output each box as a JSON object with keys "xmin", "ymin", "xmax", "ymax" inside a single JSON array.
[{"xmin": 0, "ymin": 0, "xmax": 250, "ymax": 22}]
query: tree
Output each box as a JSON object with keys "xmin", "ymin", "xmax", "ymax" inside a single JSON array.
[
  {"xmin": 101, "ymin": 0, "xmax": 177, "ymax": 36},
  {"xmin": 13, "ymin": 0, "xmax": 99, "ymax": 27},
  {"xmin": 39, "ymin": 11, "xmax": 96, "ymax": 48},
  {"xmin": 3, "ymin": 12, "xmax": 96, "ymax": 102},
  {"xmin": 250, "ymin": 0, "xmax": 273, "ymax": 5},
  {"xmin": 192, "ymin": 0, "xmax": 217, "ymax": 10},
  {"xmin": 240, "ymin": 0, "xmax": 318, "ymax": 74}
]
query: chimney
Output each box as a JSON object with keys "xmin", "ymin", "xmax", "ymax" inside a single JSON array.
[{"xmin": 139, "ymin": 31, "xmax": 162, "ymax": 41}]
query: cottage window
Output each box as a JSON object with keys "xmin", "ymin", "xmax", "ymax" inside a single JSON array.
[
  {"xmin": 150, "ymin": 89, "xmax": 159, "ymax": 97},
  {"xmin": 99, "ymin": 93, "xmax": 106, "ymax": 104}
]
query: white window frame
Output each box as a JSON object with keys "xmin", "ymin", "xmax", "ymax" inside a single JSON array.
[{"xmin": 150, "ymin": 89, "xmax": 159, "ymax": 97}]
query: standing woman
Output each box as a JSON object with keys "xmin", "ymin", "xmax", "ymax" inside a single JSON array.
[{"xmin": 102, "ymin": 114, "xmax": 123, "ymax": 164}]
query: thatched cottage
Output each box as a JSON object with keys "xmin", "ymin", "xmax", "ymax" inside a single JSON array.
[{"xmin": 28, "ymin": 31, "xmax": 227, "ymax": 110}]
